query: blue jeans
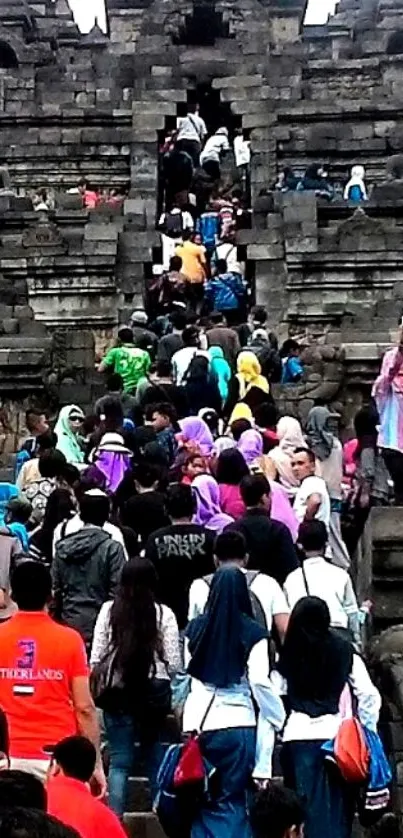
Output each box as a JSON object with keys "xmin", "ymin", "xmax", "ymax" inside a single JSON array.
[
  {"xmin": 104, "ymin": 712, "xmax": 166, "ymax": 819},
  {"xmin": 281, "ymin": 741, "xmax": 355, "ymax": 838},
  {"xmin": 192, "ymin": 727, "xmax": 256, "ymax": 838}
]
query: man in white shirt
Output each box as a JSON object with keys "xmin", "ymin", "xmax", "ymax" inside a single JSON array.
[
  {"xmin": 188, "ymin": 530, "xmax": 289, "ymax": 641},
  {"xmin": 234, "ymin": 130, "xmax": 251, "ymax": 169},
  {"xmin": 284, "ymin": 520, "xmax": 360, "ymax": 645},
  {"xmin": 200, "ymin": 127, "xmax": 230, "ymax": 180},
  {"xmin": 171, "ymin": 325, "xmax": 209, "ymax": 385},
  {"xmin": 292, "ymin": 447, "xmax": 331, "ymax": 529},
  {"xmin": 158, "ymin": 206, "xmax": 194, "ymax": 271},
  {"xmin": 176, "ymin": 105, "xmax": 207, "ymax": 167},
  {"xmin": 213, "ymin": 231, "xmax": 245, "ymax": 276}
]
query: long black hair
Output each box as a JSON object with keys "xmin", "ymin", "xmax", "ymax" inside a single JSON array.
[
  {"xmin": 216, "ymin": 448, "xmax": 249, "ymax": 485},
  {"xmin": 354, "ymin": 401, "xmax": 379, "ymax": 459},
  {"xmin": 279, "ymin": 597, "xmax": 352, "ymax": 702},
  {"xmin": 109, "ymin": 558, "xmax": 164, "ymax": 688},
  {"xmin": 31, "ymin": 488, "xmax": 75, "ymax": 564}
]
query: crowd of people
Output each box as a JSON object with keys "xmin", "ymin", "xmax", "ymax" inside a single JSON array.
[
  {"xmin": 0, "ymin": 301, "xmax": 398, "ymax": 837},
  {"xmin": 274, "ymin": 164, "xmax": 368, "ymax": 203},
  {"xmin": 32, "ymin": 181, "xmax": 130, "ymax": 213}
]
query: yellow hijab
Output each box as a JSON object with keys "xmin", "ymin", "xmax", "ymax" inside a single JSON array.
[
  {"xmin": 228, "ymin": 402, "xmax": 254, "ymax": 426},
  {"xmin": 236, "ymin": 351, "xmax": 270, "ymax": 398}
]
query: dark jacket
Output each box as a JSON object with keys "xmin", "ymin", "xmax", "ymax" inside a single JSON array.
[
  {"xmin": 52, "ymin": 527, "xmax": 126, "ymax": 647},
  {"xmin": 227, "ymin": 509, "xmax": 299, "ymax": 585},
  {"xmin": 206, "ymin": 326, "xmax": 240, "ymax": 368},
  {"xmin": 183, "ymin": 378, "xmax": 222, "ymax": 415}
]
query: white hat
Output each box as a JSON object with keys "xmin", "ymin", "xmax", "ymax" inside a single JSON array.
[
  {"xmin": 84, "ymin": 488, "xmax": 108, "ymax": 498},
  {"xmin": 252, "ymin": 328, "xmax": 268, "ymax": 341},
  {"xmin": 98, "ymin": 433, "xmax": 132, "ymax": 454},
  {"xmin": 130, "ymin": 309, "xmax": 148, "ymax": 325}
]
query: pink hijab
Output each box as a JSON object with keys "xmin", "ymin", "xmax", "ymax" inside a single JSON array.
[
  {"xmin": 269, "ymin": 416, "xmax": 306, "ymax": 496},
  {"xmin": 269, "ymin": 480, "xmax": 299, "ymax": 542}
]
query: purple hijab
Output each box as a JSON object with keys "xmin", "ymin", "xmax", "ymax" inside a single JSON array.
[
  {"xmin": 237, "ymin": 430, "xmax": 263, "ymax": 465},
  {"xmin": 192, "ymin": 474, "xmax": 234, "ymax": 533},
  {"xmin": 270, "ymin": 480, "xmax": 299, "ymax": 542},
  {"xmin": 179, "ymin": 417, "xmax": 214, "ymax": 456},
  {"xmin": 94, "ymin": 451, "xmax": 132, "ymax": 494}
]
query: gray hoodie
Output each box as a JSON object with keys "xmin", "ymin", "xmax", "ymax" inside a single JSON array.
[{"xmin": 52, "ymin": 526, "xmax": 126, "ymax": 648}]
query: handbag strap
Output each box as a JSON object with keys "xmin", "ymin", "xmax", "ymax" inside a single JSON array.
[
  {"xmin": 301, "ymin": 562, "xmax": 310, "ymax": 596},
  {"xmin": 199, "ymin": 690, "xmax": 217, "ymax": 733},
  {"xmin": 188, "ymin": 114, "xmax": 203, "ymax": 141}
]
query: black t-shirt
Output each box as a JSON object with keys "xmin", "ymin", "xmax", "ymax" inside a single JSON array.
[
  {"xmin": 145, "ymin": 523, "xmax": 215, "ymax": 629},
  {"xmin": 228, "ymin": 509, "xmax": 299, "ymax": 586},
  {"xmin": 122, "ymin": 491, "xmax": 170, "ymax": 547}
]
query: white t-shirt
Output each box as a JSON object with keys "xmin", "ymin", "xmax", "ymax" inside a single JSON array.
[
  {"xmin": 284, "ymin": 556, "xmax": 359, "ymax": 630},
  {"xmin": 158, "ymin": 210, "xmax": 194, "ymax": 237},
  {"xmin": 177, "ymin": 114, "xmax": 207, "ymax": 143},
  {"xmin": 52, "ymin": 513, "xmax": 128, "ymax": 559},
  {"xmin": 171, "ymin": 347, "xmax": 209, "ymax": 385},
  {"xmin": 293, "ymin": 475, "xmax": 331, "ymax": 528},
  {"xmin": 214, "ymin": 242, "xmax": 244, "ymax": 275},
  {"xmin": 200, "ymin": 134, "xmax": 230, "ymax": 165},
  {"xmin": 188, "ymin": 568, "xmax": 289, "ymax": 632},
  {"xmin": 234, "ymin": 136, "xmax": 251, "ymax": 167}
]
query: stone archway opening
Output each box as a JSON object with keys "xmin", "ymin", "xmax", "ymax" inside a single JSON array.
[
  {"xmin": 183, "ymin": 83, "xmax": 241, "ymax": 139},
  {"xmin": 172, "ymin": 3, "xmax": 234, "ymax": 46},
  {"xmin": 387, "ymin": 30, "xmax": 403, "ymax": 55},
  {"xmin": 157, "ymin": 81, "xmax": 243, "ymax": 215},
  {"xmin": 0, "ymin": 42, "xmax": 18, "ymax": 69}
]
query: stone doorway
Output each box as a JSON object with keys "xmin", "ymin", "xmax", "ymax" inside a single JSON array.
[{"xmin": 158, "ymin": 81, "xmax": 244, "ymax": 216}]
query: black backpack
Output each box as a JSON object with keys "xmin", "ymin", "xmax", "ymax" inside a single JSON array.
[{"xmin": 165, "ymin": 212, "xmax": 183, "ymax": 239}]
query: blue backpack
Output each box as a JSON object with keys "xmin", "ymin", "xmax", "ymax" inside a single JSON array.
[
  {"xmin": 154, "ymin": 744, "xmax": 196, "ymax": 838},
  {"xmin": 154, "ymin": 736, "xmax": 217, "ymax": 837},
  {"xmin": 198, "ymin": 212, "xmax": 219, "ymax": 248}
]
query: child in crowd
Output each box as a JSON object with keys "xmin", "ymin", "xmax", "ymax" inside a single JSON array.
[
  {"xmin": 146, "ymin": 402, "xmax": 178, "ymax": 465},
  {"xmin": 281, "ymin": 340, "xmax": 304, "ymax": 384}
]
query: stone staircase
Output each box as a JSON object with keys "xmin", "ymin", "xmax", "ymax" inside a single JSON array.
[
  {"xmin": 122, "ymin": 716, "xmax": 179, "ymax": 838},
  {"xmin": 124, "ymin": 776, "xmax": 164, "ymax": 838},
  {"xmin": 121, "ymin": 717, "xmax": 285, "ymax": 837}
]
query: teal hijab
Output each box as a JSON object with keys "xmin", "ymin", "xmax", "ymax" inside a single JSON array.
[
  {"xmin": 208, "ymin": 346, "xmax": 231, "ymax": 401},
  {"xmin": 55, "ymin": 404, "xmax": 85, "ymax": 464}
]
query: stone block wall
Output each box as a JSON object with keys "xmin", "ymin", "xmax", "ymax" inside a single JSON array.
[{"xmin": 4, "ymin": 0, "xmax": 403, "ymax": 426}]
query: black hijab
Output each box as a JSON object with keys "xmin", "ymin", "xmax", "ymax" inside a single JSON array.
[{"xmin": 186, "ymin": 566, "xmax": 267, "ymax": 689}]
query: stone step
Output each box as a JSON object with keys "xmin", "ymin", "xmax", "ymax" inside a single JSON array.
[
  {"xmin": 127, "ymin": 776, "xmax": 152, "ymax": 812},
  {"xmin": 124, "ymin": 812, "xmax": 166, "ymax": 838}
]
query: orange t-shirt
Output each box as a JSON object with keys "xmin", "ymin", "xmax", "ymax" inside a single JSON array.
[
  {"xmin": 0, "ymin": 611, "xmax": 88, "ymax": 759},
  {"xmin": 175, "ymin": 241, "xmax": 207, "ymax": 284}
]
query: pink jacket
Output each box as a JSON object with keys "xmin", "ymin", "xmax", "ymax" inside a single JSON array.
[{"xmin": 219, "ymin": 484, "xmax": 246, "ymax": 519}]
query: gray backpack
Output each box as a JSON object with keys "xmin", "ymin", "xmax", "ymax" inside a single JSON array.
[{"xmin": 203, "ymin": 570, "xmax": 267, "ymax": 631}]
